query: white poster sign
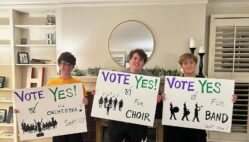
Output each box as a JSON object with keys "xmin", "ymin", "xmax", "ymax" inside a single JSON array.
[
  {"xmin": 13, "ymin": 83, "xmax": 87, "ymax": 140},
  {"xmin": 91, "ymin": 70, "xmax": 160, "ymax": 126},
  {"xmin": 162, "ymin": 76, "xmax": 235, "ymax": 132}
]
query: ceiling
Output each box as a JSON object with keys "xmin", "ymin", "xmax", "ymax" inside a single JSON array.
[
  {"xmin": 0, "ymin": 0, "xmax": 248, "ymax": 6},
  {"xmin": 0, "ymin": 0, "xmax": 208, "ymax": 5}
]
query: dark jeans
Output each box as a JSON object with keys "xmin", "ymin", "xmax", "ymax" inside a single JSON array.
[
  {"xmin": 108, "ymin": 121, "xmax": 147, "ymax": 142},
  {"xmin": 53, "ymin": 133, "xmax": 83, "ymax": 142},
  {"xmin": 164, "ymin": 126, "xmax": 207, "ymax": 142}
]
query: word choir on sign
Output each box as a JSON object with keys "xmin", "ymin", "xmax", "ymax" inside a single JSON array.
[{"xmin": 126, "ymin": 110, "xmax": 150, "ymax": 122}]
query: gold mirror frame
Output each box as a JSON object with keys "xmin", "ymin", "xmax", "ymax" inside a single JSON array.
[{"xmin": 108, "ymin": 20, "xmax": 155, "ymax": 68}]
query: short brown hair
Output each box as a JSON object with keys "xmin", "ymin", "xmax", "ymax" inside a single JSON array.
[
  {"xmin": 178, "ymin": 53, "xmax": 198, "ymax": 65},
  {"xmin": 58, "ymin": 52, "xmax": 76, "ymax": 66},
  {"xmin": 128, "ymin": 49, "xmax": 148, "ymax": 63}
]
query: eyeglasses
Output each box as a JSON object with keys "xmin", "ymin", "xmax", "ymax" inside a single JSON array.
[{"xmin": 60, "ymin": 62, "xmax": 73, "ymax": 67}]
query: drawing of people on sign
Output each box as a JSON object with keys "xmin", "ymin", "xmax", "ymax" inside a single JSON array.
[
  {"xmin": 182, "ymin": 103, "xmax": 190, "ymax": 121},
  {"xmin": 113, "ymin": 98, "xmax": 118, "ymax": 110},
  {"xmin": 119, "ymin": 99, "xmax": 123, "ymax": 111},
  {"xmin": 193, "ymin": 103, "xmax": 202, "ymax": 122},
  {"xmin": 106, "ymin": 103, "xmax": 112, "ymax": 115},
  {"xmin": 98, "ymin": 95, "xmax": 124, "ymax": 115},
  {"xmin": 108, "ymin": 97, "xmax": 113, "ymax": 107},
  {"xmin": 104, "ymin": 96, "xmax": 108, "ymax": 107},
  {"xmin": 34, "ymin": 119, "xmax": 44, "ymax": 137},
  {"xmin": 170, "ymin": 102, "xmax": 179, "ymax": 120},
  {"xmin": 21, "ymin": 117, "xmax": 58, "ymax": 136},
  {"xmin": 99, "ymin": 96, "xmax": 104, "ymax": 108}
]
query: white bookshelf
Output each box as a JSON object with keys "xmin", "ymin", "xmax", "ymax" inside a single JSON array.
[
  {"xmin": 0, "ymin": 123, "xmax": 14, "ymax": 127},
  {"xmin": 15, "ymin": 44, "xmax": 56, "ymax": 47},
  {"xmin": 0, "ymin": 135, "xmax": 14, "ymax": 139},
  {"xmin": 0, "ymin": 100, "xmax": 13, "ymax": 103},
  {"xmin": 0, "ymin": 25, "xmax": 10, "ymax": 28},
  {"xmin": 0, "ymin": 8, "xmax": 14, "ymax": 141},
  {"xmin": 0, "ymin": 45, "xmax": 11, "ymax": 47},
  {"xmin": 0, "ymin": 8, "xmax": 57, "ymax": 142},
  {"xmin": 15, "ymin": 64, "xmax": 56, "ymax": 66},
  {"xmin": 0, "ymin": 88, "xmax": 12, "ymax": 91},
  {"xmin": 0, "ymin": 64, "xmax": 12, "ymax": 66},
  {"xmin": 14, "ymin": 25, "xmax": 55, "ymax": 29}
]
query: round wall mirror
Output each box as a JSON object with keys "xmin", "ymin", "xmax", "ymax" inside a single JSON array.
[{"xmin": 109, "ymin": 20, "xmax": 155, "ymax": 67}]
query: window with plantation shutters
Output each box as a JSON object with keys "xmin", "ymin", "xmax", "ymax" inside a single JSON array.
[
  {"xmin": 208, "ymin": 15, "xmax": 249, "ymax": 141},
  {"xmin": 215, "ymin": 26, "xmax": 249, "ymax": 72},
  {"xmin": 233, "ymin": 83, "xmax": 248, "ymax": 133}
]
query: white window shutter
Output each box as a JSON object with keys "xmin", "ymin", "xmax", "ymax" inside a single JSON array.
[{"xmin": 208, "ymin": 15, "xmax": 249, "ymax": 141}]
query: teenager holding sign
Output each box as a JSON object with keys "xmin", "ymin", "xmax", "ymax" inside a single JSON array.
[
  {"xmin": 46, "ymin": 52, "xmax": 88, "ymax": 142},
  {"xmin": 163, "ymin": 53, "xmax": 237, "ymax": 142},
  {"xmin": 15, "ymin": 52, "xmax": 89, "ymax": 142},
  {"xmin": 107, "ymin": 49, "xmax": 163, "ymax": 142}
]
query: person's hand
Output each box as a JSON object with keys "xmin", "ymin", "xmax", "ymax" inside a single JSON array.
[
  {"xmin": 14, "ymin": 108, "xmax": 20, "ymax": 113},
  {"xmin": 232, "ymin": 95, "xmax": 237, "ymax": 104},
  {"xmin": 161, "ymin": 93, "xmax": 166, "ymax": 101},
  {"xmin": 91, "ymin": 90, "xmax": 95, "ymax": 95},
  {"xmin": 157, "ymin": 93, "xmax": 166, "ymax": 102},
  {"xmin": 82, "ymin": 97, "xmax": 89, "ymax": 105}
]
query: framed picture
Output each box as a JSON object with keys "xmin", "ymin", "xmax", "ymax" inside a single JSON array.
[
  {"xmin": 112, "ymin": 53, "xmax": 126, "ymax": 67},
  {"xmin": 0, "ymin": 76, "xmax": 5, "ymax": 88},
  {"xmin": 18, "ymin": 52, "xmax": 29, "ymax": 64},
  {"xmin": 0, "ymin": 109, "xmax": 7, "ymax": 123}
]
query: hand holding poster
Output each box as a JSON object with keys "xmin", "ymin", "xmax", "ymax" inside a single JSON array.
[
  {"xmin": 13, "ymin": 83, "xmax": 87, "ymax": 141},
  {"xmin": 162, "ymin": 76, "xmax": 235, "ymax": 132},
  {"xmin": 91, "ymin": 69, "xmax": 160, "ymax": 126}
]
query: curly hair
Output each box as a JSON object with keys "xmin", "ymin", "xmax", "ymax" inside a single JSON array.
[{"xmin": 128, "ymin": 49, "xmax": 148, "ymax": 63}]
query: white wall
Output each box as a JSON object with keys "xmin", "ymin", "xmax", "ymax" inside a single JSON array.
[{"xmin": 58, "ymin": 4, "xmax": 206, "ymax": 70}]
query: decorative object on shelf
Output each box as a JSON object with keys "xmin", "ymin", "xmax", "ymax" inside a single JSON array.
[
  {"xmin": 87, "ymin": 67, "xmax": 101, "ymax": 76},
  {"xmin": 197, "ymin": 46, "xmax": 205, "ymax": 78},
  {"xmin": 30, "ymin": 59, "xmax": 51, "ymax": 64},
  {"xmin": 46, "ymin": 15, "xmax": 56, "ymax": 25},
  {"xmin": 188, "ymin": 38, "xmax": 206, "ymax": 77},
  {"xmin": 18, "ymin": 52, "xmax": 29, "ymax": 64},
  {"xmin": 72, "ymin": 66, "xmax": 87, "ymax": 76},
  {"xmin": 0, "ymin": 76, "xmax": 5, "ymax": 88},
  {"xmin": 144, "ymin": 66, "xmax": 181, "ymax": 77},
  {"xmin": 46, "ymin": 33, "xmax": 56, "ymax": 44},
  {"xmin": 6, "ymin": 106, "xmax": 13, "ymax": 123},
  {"xmin": 72, "ymin": 66, "xmax": 181, "ymax": 77},
  {"xmin": 0, "ymin": 109, "xmax": 7, "ymax": 123},
  {"xmin": 26, "ymin": 67, "xmax": 44, "ymax": 88},
  {"xmin": 189, "ymin": 38, "xmax": 196, "ymax": 54},
  {"xmin": 20, "ymin": 38, "xmax": 27, "ymax": 45}
]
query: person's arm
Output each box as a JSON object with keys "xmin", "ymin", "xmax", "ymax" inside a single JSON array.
[{"xmin": 82, "ymin": 85, "xmax": 89, "ymax": 105}]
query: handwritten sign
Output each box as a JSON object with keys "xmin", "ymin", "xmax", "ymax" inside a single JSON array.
[
  {"xmin": 91, "ymin": 69, "xmax": 160, "ymax": 126},
  {"xmin": 13, "ymin": 83, "xmax": 87, "ymax": 141},
  {"xmin": 162, "ymin": 76, "xmax": 235, "ymax": 132}
]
